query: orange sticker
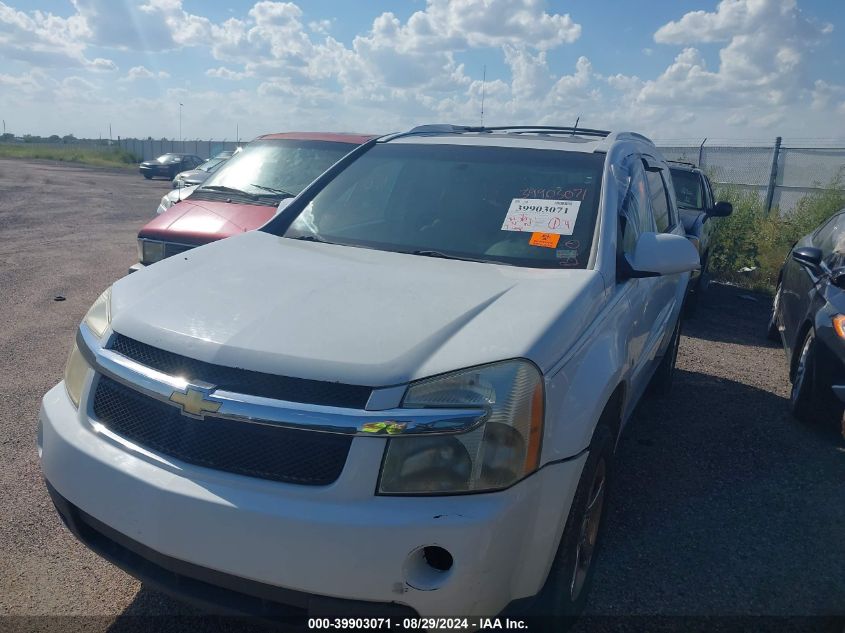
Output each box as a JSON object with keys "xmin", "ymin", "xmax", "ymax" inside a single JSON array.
[{"xmin": 529, "ymin": 232, "xmax": 561, "ymax": 248}]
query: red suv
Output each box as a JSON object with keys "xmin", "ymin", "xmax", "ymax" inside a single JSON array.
[{"xmin": 131, "ymin": 132, "xmax": 375, "ymax": 273}]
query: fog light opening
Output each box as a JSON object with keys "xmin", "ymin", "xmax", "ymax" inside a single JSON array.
[
  {"xmin": 423, "ymin": 546, "xmax": 453, "ymax": 572},
  {"xmin": 403, "ymin": 545, "xmax": 455, "ymax": 591}
]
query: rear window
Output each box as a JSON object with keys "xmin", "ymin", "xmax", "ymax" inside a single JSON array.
[
  {"xmin": 200, "ymin": 139, "xmax": 354, "ymax": 197},
  {"xmin": 276, "ymin": 143, "xmax": 604, "ymax": 269}
]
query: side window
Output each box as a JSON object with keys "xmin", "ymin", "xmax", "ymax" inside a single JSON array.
[
  {"xmin": 813, "ymin": 214, "xmax": 843, "ymax": 252},
  {"xmin": 618, "ymin": 159, "xmax": 654, "ymax": 255},
  {"xmin": 816, "ymin": 214, "xmax": 845, "ymax": 269},
  {"xmin": 645, "ymin": 167, "xmax": 673, "ymax": 232}
]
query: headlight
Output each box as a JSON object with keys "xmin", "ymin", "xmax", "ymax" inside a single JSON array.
[
  {"xmin": 83, "ymin": 287, "xmax": 111, "ymax": 338},
  {"xmin": 378, "ymin": 360, "xmax": 544, "ymax": 495},
  {"xmin": 833, "ymin": 315, "xmax": 845, "ymax": 339},
  {"xmin": 64, "ymin": 341, "xmax": 89, "ymax": 408},
  {"xmin": 139, "ymin": 240, "xmax": 166, "ymax": 264}
]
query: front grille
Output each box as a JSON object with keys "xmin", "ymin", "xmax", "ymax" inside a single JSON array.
[
  {"xmin": 92, "ymin": 376, "xmax": 352, "ymax": 485},
  {"xmin": 163, "ymin": 242, "xmax": 194, "ymax": 259},
  {"xmin": 110, "ymin": 334, "xmax": 372, "ymax": 408}
]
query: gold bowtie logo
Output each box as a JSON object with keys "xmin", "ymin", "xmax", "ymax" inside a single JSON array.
[{"xmin": 169, "ymin": 386, "xmax": 221, "ymax": 418}]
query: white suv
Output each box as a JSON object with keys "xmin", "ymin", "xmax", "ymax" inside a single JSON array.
[{"xmin": 39, "ymin": 125, "xmax": 698, "ymax": 623}]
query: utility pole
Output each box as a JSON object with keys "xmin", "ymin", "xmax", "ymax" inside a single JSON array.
[
  {"xmin": 764, "ymin": 136, "xmax": 782, "ymax": 217},
  {"xmin": 179, "ymin": 103, "xmax": 183, "ymax": 142},
  {"xmin": 480, "ymin": 65, "xmax": 486, "ymax": 127}
]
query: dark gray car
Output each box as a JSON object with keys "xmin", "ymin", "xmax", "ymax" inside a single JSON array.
[
  {"xmin": 668, "ymin": 161, "xmax": 732, "ymax": 312},
  {"xmin": 769, "ymin": 209, "xmax": 845, "ymax": 435}
]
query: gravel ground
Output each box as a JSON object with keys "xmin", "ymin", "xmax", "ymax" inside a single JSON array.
[{"xmin": 0, "ymin": 159, "xmax": 842, "ymax": 631}]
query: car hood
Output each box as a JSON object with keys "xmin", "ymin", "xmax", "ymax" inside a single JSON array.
[
  {"xmin": 139, "ymin": 198, "xmax": 276, "ymax": 242},
  {"xmin": 177, "ymin": 169, "xmax": 207, "ymax": 181},
  {"xmin": 141, "ymin": 160, "xmax": 166, "ymax": 167},
  {"xmin": 111, "ymin": 231, "xmax": 607, "ymax": 387}
]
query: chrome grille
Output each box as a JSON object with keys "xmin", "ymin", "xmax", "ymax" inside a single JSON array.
[
  {"xmin": 92, "ymin": 376, "xmax": 352, "ymax": 485},
  {"xmin": 110, "ymin": 334, "xmax": 372, "ymax": 408}
]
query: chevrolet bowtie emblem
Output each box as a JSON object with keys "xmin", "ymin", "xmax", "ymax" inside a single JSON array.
[{"xmin": 169, "ymin": 386, "xmax": 221, "ymax": 418}]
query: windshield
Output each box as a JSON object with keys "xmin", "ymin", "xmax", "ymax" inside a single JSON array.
[
  {"xmin": 156, "ymin": 154, "xmax": 180, "ymax": 164},
  {"xmin": 277, "ymin": 143, "xmax": 604, "ymax": 269},
  {"xmin": 670, "ymin": 168, "xmax": 704, "ymax": 210},
  {"xmin": 199, "ymin": 140, "xmax": 354, "ymax": 198}
]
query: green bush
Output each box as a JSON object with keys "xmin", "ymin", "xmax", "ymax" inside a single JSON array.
[
  {"xmin": 0, "ymin": 144, "xmax": 141, "ymax": 167},
  {"xmin": 709, "ymin": 175, "xmax": 845, "ymax": 292}
]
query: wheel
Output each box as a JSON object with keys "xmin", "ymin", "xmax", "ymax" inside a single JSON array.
[
  {"xmin": 650, "ymin": 315, "xmax": 681, "ymax": 396},
  {"xmin": 143, "ymin": 173, "xmax": 152, "ymax": 180},
  {"xmin": 790, "ymin": 329, "xmax": 819, "ymax": 423},
  {"xmin": 767, "ymin": 283, "xmax": 782, "ymax": 342},
  {"xmin": 530, "ymin": 424, "xmax": 613, "ymax": 627},
  {"xmin": 789, "ymin": 329, "xmax": 843, "ymax": 429}
]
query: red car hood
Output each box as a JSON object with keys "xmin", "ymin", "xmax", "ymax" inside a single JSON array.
[{"xmin": 138, "ymin": 198, "xmax": 276, "ymax": 244}]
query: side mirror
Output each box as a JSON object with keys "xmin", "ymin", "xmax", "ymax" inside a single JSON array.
[
  {"xmin": 708, "ymin": 201, "xmax": 733, "ymax": 217},
  {"xmin": 791, "ymin": 246, "xmax": 823, "ymax": 271},
  {"xmin": 620, "ymin": 232, "xmax": 701, "ymax": 279}
]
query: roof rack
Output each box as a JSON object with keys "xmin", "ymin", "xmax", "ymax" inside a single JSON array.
[
  {"xmin": 383, "ymin": 124, "xmax": 611, "ymax": 142},
  {"xmin": 667, "ymin": 159, "xmax": 698, "ymax": 168}
]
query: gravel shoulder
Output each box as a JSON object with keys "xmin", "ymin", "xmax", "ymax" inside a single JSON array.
[{"xmin": 0, "ymin": 159, "xmax": 842, "ymax": 629}]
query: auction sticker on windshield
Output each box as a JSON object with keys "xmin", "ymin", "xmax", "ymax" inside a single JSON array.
[{"xmin": 501, "ymin": 199, "xmax": 581, "ymax": 235}]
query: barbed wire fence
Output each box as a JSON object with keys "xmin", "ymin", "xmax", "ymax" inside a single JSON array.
[{"xmin": 655, "ymin": 138, "xmax": 845, "ymax": 215}]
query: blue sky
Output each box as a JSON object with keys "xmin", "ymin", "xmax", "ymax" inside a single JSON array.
[{"xmin": 2, "ymin": 0, "xmax": 843, "ymax": 142}]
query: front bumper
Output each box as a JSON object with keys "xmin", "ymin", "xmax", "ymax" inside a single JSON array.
[
  {"xmin": 47, "ymin": 481, "xmax": 416, "ymax": 621},
  {"xmin": 39, "ymin": 382, "xmax": 586, "ymax": 618}
]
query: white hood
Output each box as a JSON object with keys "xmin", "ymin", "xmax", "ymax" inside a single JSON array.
[{"xmin": 111, "ymin": 231, "xmax": 607, "ymax": 387}]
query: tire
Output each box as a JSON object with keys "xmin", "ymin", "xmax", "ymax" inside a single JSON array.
[
  {"xmin": 143, "ymin": 173, "xmax": 152, "ymax": 180},
  {"xmin": 530, "ymin": 424, "xmax": 614, "ymax": 629},
  {"xmin": 650, "ymin": 314, "xmax": 682, "ymax": 397},
  {"xmin": 767, "ymin": 283, "xmax": 782, "ymax": 342},
  {"xmin": 790, "ymin": 329, "xmax": 819, "ymax": 424},
  {"xmin": 789, "ymin": 329, "xmax": 844, "ymax": 430}
]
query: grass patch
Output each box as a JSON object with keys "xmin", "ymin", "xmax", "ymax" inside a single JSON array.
[
  {"xmin": 710, "ymin": 176, "xmax": 845, "ymax": 293},
  {"xmin": 0, "ymin": 144, "xmax": 141, "ymax": 168}
]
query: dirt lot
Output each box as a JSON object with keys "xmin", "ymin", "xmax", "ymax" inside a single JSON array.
[{"xmin": 0, "ymin": 159, "xmax": 843, "ymax": 631}]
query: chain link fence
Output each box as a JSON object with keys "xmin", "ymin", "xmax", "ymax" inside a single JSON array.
[
  {"xmin": 656, "ymin": 139, "xmax": 845, "ymax": 215},
  {"xmin": 3, "ymin": 135, "xmax": 843, "ymax": 214},
  {"xmin": 115, "ymin": 138, "xmax": 242, "ymax": 161}
]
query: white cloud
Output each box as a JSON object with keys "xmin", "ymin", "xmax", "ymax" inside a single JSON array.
[
  {"xmin": 123, "ymin": 65, "xmax": 170, "ymax": 81},
  {"xmin": 633, "ymin": 0, "xmax": 837, "ymax": 112},
  {"xmin": 0, "ymin": 0, "xmax": 107, "ymax": 68},
  {"xmin": 206, "ymin": 66, "xmax": 246, "ymax": 80},
  {"xmin": 0, "ymin": 0, "xmax": 842, "ymax": 141}
]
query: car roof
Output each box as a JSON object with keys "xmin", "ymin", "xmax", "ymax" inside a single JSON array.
[
  {"xmin": 379, "ymin": 124, "xmax": 655, "ymax": 155},
  {"xmin": 255, "ymin": 132, "xmax": 377, "ymax": 145}
]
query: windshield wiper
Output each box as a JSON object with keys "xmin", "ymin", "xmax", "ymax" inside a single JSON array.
[
  {"xmin": 411, "ymin": 249, "xmax": 502, "ymax": 264},
  {"xmin": 200, "ymin": 185, "xmax": 258, "ymax": 200},
  {"xmin": 292, "ymin": 234, "xmax": 334, "ymax": 244},
  {"xmin": 249, "ymin": 184, "xmax": 296, "ymax": 197}
]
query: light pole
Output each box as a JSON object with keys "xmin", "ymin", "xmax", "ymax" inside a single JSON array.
[{"xmin": 179, "ymin": 103, "xmax": 183, "ymax": 142}]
